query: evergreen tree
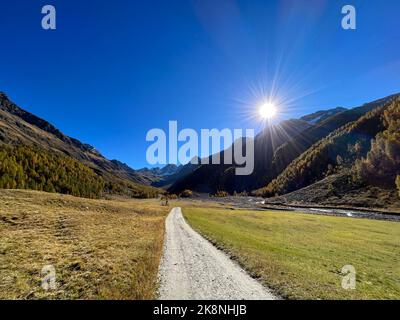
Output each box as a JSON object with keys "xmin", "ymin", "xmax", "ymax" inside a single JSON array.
[{"xmin": 0, "ymin": 144, "xmax": 104, "ymax": 198}]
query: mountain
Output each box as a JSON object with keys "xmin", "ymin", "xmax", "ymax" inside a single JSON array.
[
  {"xmin": 152, "ymin": 161, "xmax": 200, "ymax": 188},
  {"xmin": 169, "ymin": 118, "xmax": 312, "ymax": 194},
  {"xmin": 300, "ymin": 107, "xmax": 347, "ymax": 124},
  {"xmin": 270, "ymin": 95, "xmax": 397, "ymax": 176},
  {"xmin": 255, "ymin": 96, "xmax": 400, "ymax": 208},
  {"xmin": 110, "ymin": 159, "xmax": 154, "ymax": 185},
  {"xmin": 0, "ymin": 92, "xmax": 160, "ymax": 198},
  {"xmin": 137, "ymin": 161, "xmax": 201, "ymax": 188},
  {"xmin": 138, "ymin": 164, "xmax": 182, "ymax": 178},
  {"xmin": 169, "ymin": 95, "xmax": 398, "ymax": 195},
  {"xmin": 135, "ymin": 164, "xmax": 189, "ymax": 188}
]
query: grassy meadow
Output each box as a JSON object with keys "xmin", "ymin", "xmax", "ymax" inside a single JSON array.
[
  {"xmin": 0, "ymin": 189, "xmax": 169, "ymax": 299},
  {"xmin": 1, "ymin": 190, "xmax": 398, "ymax": 300},
  {"xmin": 183, "ymin": 206, "xmax": 400, "ymax": 300}
]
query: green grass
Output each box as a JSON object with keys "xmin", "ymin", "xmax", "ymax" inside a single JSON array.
[{"xmin": 183, "ymin": 207, "xmax": 400, "ymax": 300}]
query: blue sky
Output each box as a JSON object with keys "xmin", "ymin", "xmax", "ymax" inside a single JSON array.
[{"xmin": 0, "ymin": 0, "xmax": 399, "ymax": 168}]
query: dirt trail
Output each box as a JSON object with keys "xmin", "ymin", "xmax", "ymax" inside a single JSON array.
[{"xmin": 157, "ymin": 207, "xmax": 276, "ymax": 300}]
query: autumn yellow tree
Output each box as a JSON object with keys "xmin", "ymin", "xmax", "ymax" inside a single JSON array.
[
  {"xmin": 396, "ymin": 176, "xmax": 400, "ymax": 197},
  {"xmin": 357, "ymin": 99, "xmax": 400, "ymax": 187},
  {"xmin": 0, "ymin": 144, "xmax": 104, "ymax": 198}
]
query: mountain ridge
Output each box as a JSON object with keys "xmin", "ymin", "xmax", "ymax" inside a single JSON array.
[
  {"xmin": 0, "ymin": 92, "xmax": 160, "ymax": 197},
  {"xmin": 168, "ymin": 94, "xmax": 399, "ymax": 196},
  {"xmin": 300, "ymin": 107, "xmax": 347, "ymax": 124},
  {"xmin": 169, "ymin": 118, "xmax": 313, "ymax": 194},
  {"xmin": 258, "ymin": 96, "xmax": 400, "ymax": 209}
]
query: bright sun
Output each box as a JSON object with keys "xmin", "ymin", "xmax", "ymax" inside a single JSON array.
[{"xmin": 259, "ymin": 102, "xmax": 277, "ymax": 119}]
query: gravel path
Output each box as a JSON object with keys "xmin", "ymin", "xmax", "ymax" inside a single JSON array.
[{"xmin": 157, "ymin": 207, "xmax": 276, "ymax": 300}]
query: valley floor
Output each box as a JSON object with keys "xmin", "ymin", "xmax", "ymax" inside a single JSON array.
[
  {"xmin": 182, "ymin": 206, "xmax": 400, "ymax": 300},
  {"xmin": 0, "ymin": 189, "xmax": 169, "ymax": 299},
  {"xmin": 1, "ymin": 190, "xmax": 399, "ymax": 300}
]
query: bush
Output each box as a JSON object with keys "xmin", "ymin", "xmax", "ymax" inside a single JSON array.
[
  {"xmin": 180, "ymin": 190, "xmax": 193, "ymax": 198},
  {"xmin": 233, "ymin": 191, "xmax": 248, "ymax": 197},
  {"xmin": 214, "ymin": 190, "xmax": 229, "ymax": 197}
]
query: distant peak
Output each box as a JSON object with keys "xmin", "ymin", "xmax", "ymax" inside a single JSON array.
[
  {"xmin": 300, "ymin": 107, "xmax": 347, "ymax": 125},
  {"xmin": 163, "ymin": 164, "xmax": 178, "ymax": 169}
]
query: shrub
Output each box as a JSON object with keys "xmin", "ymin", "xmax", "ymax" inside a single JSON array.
[
  {"xmin": 233, "ymin": 191, "xmax": 248, "ymax": 197},
  {"xmin": 180, "ymin": 189, "xmax": 193, "ymax": 198},
  {"xmin": 214, "ymin": 190, "xmax": 229, "ymax": 197}
]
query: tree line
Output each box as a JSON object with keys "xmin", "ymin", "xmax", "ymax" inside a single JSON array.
[
  {"xmin": 0, "ymin": 144, "xmax": 104, "ymax": 198},
  {"xmin": 0, "ymin": 144, "xmax": 162, "ymax": 199}
]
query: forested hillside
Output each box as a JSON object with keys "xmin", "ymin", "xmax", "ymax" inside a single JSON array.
[
  {"xmin": 0, "ymin": 144, "xmax": 161, "ymax": 199},
  {"xmin": 257, "ymin": 97, "xmax": 400, "ymax": 199},
  {"xmin": 0, "ymin": 92, "xmax": 152, "ymax": 185},
  {"xmin": 0, "ymin": 92, "xmax": 162, "ymax": 198},
  {"xmin": 270, "ymin": 95, "xmax": 396, "ymax": 175},
  {"xmin": 355, "ymin": 99, "xmax": 400, "ymax": 189},
  {"xmin": 0, "ymin": 144, "xmax": 104, "ymax": 198},
  {"xmin": 169, "ymin": 94, "xmax": 397, "ymax": 195}
]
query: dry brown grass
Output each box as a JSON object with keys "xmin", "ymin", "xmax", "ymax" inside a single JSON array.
[{"xmin": 0, "ymin": 189, "xmax": 169, "ymax": 299}]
